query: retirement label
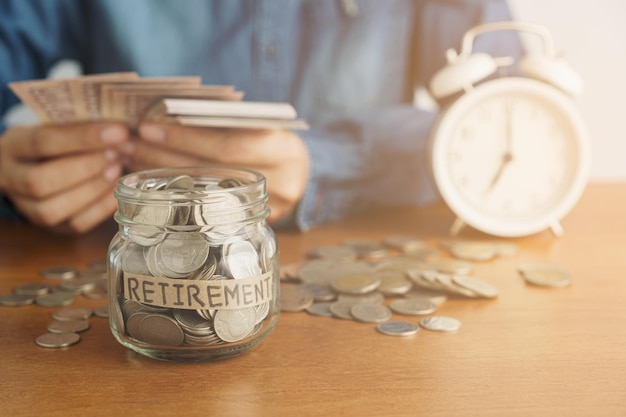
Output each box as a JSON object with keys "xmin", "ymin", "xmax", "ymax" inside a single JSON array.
[{"xmin": 123, "ymin": 271, "xmax": 273, "ymax": 310}]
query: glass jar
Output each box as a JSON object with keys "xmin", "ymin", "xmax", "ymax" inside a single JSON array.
[{"xmin": 108, "ymin": 166, "xmax": 279, "ymax": 361}]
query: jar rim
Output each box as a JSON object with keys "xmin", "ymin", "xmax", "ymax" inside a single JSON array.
[{"xmin": 115, "ymin": 165, "xmax": 266, "ymax": 202}]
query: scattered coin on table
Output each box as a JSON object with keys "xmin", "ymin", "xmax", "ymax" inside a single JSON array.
[
  {"xmin": 35, "ymin": 332, "xmax": 81, "ymax": 348},
  {"xmin": 377, "ymin": 321, "xmax": 419, "ymax": 337}
]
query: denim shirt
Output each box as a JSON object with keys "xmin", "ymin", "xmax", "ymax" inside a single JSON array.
[{"xmin": 0, "ymin": 0, "xmax": 520, "ymax": 229}]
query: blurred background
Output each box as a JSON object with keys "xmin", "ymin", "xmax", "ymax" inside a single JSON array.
[
  {"xmin": 510, "ymin": 0, "xmax": 626, "ymax": 181},
  {"xmin": 4, "ymin": 1, "xmax": 625, "ymax": 181}
]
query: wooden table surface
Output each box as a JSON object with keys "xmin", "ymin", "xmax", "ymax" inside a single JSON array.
[{"xmin": 1, "ymin": 183, "xmax": 625, "ymax": 417}]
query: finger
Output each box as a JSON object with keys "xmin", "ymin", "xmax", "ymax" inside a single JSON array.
[
  {"xmin": 5, "ymin": 122, "xmax": 129, "ymax": 160},
  {"xmin": 128, "ymin": 140, "xmax": 206, "ymax": 172},
  {"xmin": 57, "ymin": 187, "xmax": 119, "ymax": 234},
  {"xmin": 138, "ymin": 123, "xmax": 289, "ymax": 165},
  {"xmin": 8, "ymin": 150, "xmax": 120, "ymax": 199},
  {"xmin": 261, "ymin": 166, "xmax": 307, "ymax": 222},
  {"xmin": 10, "ymin": 163, "xmax": 123, "ymax": 228}
]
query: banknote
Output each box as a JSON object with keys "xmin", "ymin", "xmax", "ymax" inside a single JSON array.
[{"xmin": 9, "ymin": 72, "xmax": 307, "ymax": 130}]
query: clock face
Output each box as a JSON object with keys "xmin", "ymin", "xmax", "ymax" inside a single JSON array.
[{"xmin": 430, "ymin": 77, "xmax": 590, "ymax": 237}]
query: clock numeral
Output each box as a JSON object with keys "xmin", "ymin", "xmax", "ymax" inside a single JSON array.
[
  {"xmin": 449, "ymin": 151, "xmax": 462, "ymax": 162},
  {"xmin": 461, "ymin": 127, "xmax": 474, "ymax": 140}
]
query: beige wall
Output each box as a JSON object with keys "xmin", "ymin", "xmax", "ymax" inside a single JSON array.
[{"xmin": 509, "ymin": 0, "xmax": 626, "ymax": 180}]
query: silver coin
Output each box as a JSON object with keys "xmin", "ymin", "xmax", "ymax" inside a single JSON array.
[
  {"xmin": 35, "ymin": 290, "xmax": 75, "ymax": 307},
  {"xmin": 35, "ymin": 332, "xmax": 80, "ymax": 348},
  {"xmin": 305, "ymin": 302, "xmax": 334, "ymax": 317},
  {"xmin": 449, "ymin": 241, "xmax": 497, "ymax": 261},
  {"xmin": 301, "ymin": 283, "xmax": 336, "ymax": 301},
  {"xmin": 452, "ymin": 275, "xmax": 499, "ymax": 298},
  {"xmin": 213, "ymin": 307, "xmax": 257, "ymax": 343},
  {"xmin": 121, "ymin": 243, "xmax": 152, "ymax": 275},
  {"xmin": 279, "ymin": 262, "xmax": 301, "ymax": 282},
  {"xmin": 350, "ymin": 303, "xmax": 391, "ymax": 323},
  {"xmin": 131, "ymin": 201, "xmax": 174, "ymax": 226},
  {"xmin": 57, "ymin": 273, "xmax": 99, "ymax": 294},
  {"xmin": 389, "ymin": 298, "xmax": 437, "ymax": 315},
  {"xmin": 122, "ymin": 299, "xmax": 147, "ymax": 319},
  {"xmin": 157, "ymin": 233, "xmax": 210, "ymax": 276},
  {"xmin": 297, "ymin": 259, "xmax": 337, "ymax": 284},
  {"xmin": 190, "ymin": 253, "xmax": 217, "ymax": 280},
  {"xmin": 280, "ymin": 285, "xmax": 314, "ymax": 312},
  {"xmin": 329, "ymin": 301, "xmax": 358, "ymax": 320},
  {"xmin": 145, "ymin": 245, "xmax": 164, "ymax": 278},
  {"xmin": 342, "ymin": 239, "xmax": 388, "ymax": 260},
  {"xmin": 427, "ymin": 272, "xmax": 478, "ymax": 298},
  {"xmin": 222, "ymin": 239, "xmax": 262, "ymax": 279},
  {"xmin": 419, "ymin": 316, "xmax": 462, "ymax": 332},
  {"xmin": 14, "ymin": 282, "xmax": 52, "ymax": 296},
  {"xmin": 126, "ymin": 312, "xmax": 149, "ymax": 341},
  {"xmin": 382, "ymin": 235, "xmax": 425, "ymax": 253},
  {"xmin": 173, "ymin": 309, "xmax": 214, "ymax": 334},
  {"xmin": 518, "ymin": 263, "xmax": 572, "ymax": 288},
  {"xmin": 337, "ymin": 291, "xmax": 385, "ymax": 304},
  {"xmin": 193, "ymin": 192, "xmax": 244, "ymax": 235},
  {"xmin": 331, "ymin": 273, "xmax": 380, "ymax": 295},
  {"xmin": 164, "ymin": 174, "xmax": 195, "ymax": 190},
  {"xmin": 329, "ymin": 261, "xmax": 377, "ymax": 282},
  {"xmin": 0, "ymin": 293, "xmax": 35, "ymax": 306},
  {"xmin": 128, "ymin": 226, "xmax": 166, "ymax": 247},
  {"xmin": 377, "ymin": 257, "xmax": 431, "ymax": 274},
  {"xmin": 93, "ymin": 305, "xmax": 109, "ymax": 318},
  {"xmin": 376, "ymin": 269, "xmax": 413, "ymax": 296},
  {"xmin": 41, "ymin": 266, "xmax": 78, "ymax": 280},
  {"xmin": 82, "ymin": 283, "xmax": 108, "ymax": 299},
  {"xmin": 140, "ymin": 314, "xmax": 185, "ymax": 346},
  {"xmin": 218, "ymin": 178, "xmax": 244, "ymax": 188},
  {"xmin": 434, "ymin": 259, "xmax": 474, "ymax": 275},
  {"xmin": 52, "ymin": 307, "xmax": 93, "ymax": 321},
  {"xmin": 377, "ymin": 321, "xmax": 419, "ymax": 337},
  {"xmin": 254, "ymin": 302, "xmax": 270, "ymax": 324},
  {"xmin": 47, "ymin": 319, "xmax": 90, "ymax": 333},
  {"xmin": 403, "ymin": 289, "xmax": 448, "ymax": 306}
]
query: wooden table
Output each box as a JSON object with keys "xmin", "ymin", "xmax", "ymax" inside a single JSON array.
[{"xmin": 1, "ymin": 183, "xmax": 625, "ymax": 417}]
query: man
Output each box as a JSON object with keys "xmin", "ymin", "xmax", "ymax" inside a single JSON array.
[{"xmin": 0, "ymin": 0, "xmax": 521, "ymax": 234}]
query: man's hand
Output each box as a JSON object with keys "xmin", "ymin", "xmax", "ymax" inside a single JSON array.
[
  {"xmin": 130, "ymin": 123, "xmax": 310, "ymax": 224},
  {"xmin": 0, "ymin": 123, "xmax": 130, "ymax": 233}
]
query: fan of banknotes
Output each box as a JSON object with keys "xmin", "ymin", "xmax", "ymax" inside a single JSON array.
[{"xmin": 9, "ymin": 72, "xmax": 308, "ymax": 130}]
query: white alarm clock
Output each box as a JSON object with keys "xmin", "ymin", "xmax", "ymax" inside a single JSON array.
[{"xmin": 427, "ymin": 21, "xmax": 591, "ymax": 237}]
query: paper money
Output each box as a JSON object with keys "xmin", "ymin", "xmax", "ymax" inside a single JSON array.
[{"xmin": 9, "ymin": 72, "xmax": 308, "ymax": 130}]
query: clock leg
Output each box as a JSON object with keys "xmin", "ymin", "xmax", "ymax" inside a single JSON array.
[
  {"xmin": 449, "ymin": 217, "xmax": 466, "ymax": 236},
  {"xmin": 549, "ymin": 221, "xmax": 564, "ymax": 237}
]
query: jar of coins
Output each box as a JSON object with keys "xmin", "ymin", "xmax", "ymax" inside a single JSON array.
[{"xmin": 108, "ymin": 166, "xmax": 279, "ymax": 361}]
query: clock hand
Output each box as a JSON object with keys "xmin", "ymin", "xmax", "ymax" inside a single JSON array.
[
  {"xmin": 485, "ymin": 152, "xmax": 513, "ymax": 194},
  {"xmin": 485, "ymin": 102, "xmax": 514, "ymax": 194}
]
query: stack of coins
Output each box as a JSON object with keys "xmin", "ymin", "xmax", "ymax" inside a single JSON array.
[{"xmin": 35, "ymin": 306, "xmax": 109, "ymax": 348}]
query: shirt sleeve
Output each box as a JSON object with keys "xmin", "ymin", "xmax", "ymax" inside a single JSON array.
[
  {"xmin": 296, "ymin": 105, "xmax": 438, "ymax": 231},
  {"xmin": 0, "ymin": 0, "xmax": 85, "ymax": 124},
  {"xmin": 293, "ymin": 0, "xmax": 523, "ymax": 231},
  {"xmin": 0, "ymin": 0, "xmax": 86, "ymax": 219}
]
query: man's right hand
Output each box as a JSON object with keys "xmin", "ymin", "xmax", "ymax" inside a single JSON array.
[{"xmin": 0, "ymin": 123, "xmax": 130, "ymax": 234}]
